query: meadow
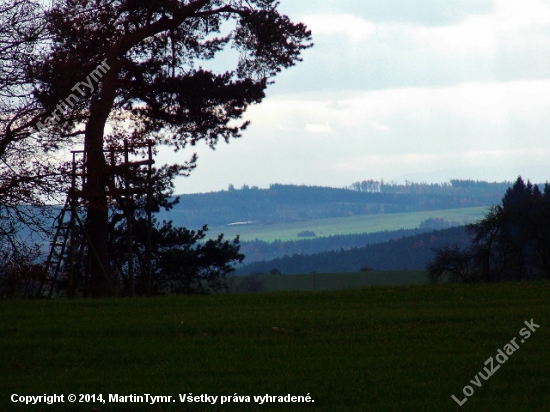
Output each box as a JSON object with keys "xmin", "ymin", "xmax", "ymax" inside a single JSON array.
[
  {"xmin": 2, "ymin": 281, "xmax": 549, "ymax": 411},
  {"xmin": 209, "ymin": 207, "xmax": 487, "ymax": 242}
]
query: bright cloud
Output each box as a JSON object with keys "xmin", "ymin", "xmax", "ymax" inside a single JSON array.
[
  {"xmin": 305, "ymin": 1, "xmax": 550, "ymax": 57},
  {"xmin": 336, "ymin": 148, "xmax": 550, "ymax": 171},
  {"xmin": 409, "ymin": 15, "xmax": 500, "ymax": 56},
  {"xmin": 368, "ymin": 121, "xmax": 388, "ymax": 132},
  {"xmin": 409, "ymin": 0, "xmax": 550, "ymax": 56},
  {"xmin": 299, "ymin": 79, "xmax": 550, "ymax": 155},
  {"xmin": 305, "ymin": 123, "xmax": 334, "ymax": 133},
  {"xmin": 303, "ymin": 14, "xmax": 375, "ymax": 41}
]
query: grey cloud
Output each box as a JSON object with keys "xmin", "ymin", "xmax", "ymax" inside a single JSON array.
[
  {"xmin": 269, "ymin": 26, "xmax": 550, "ymax": 95},
  {"xmin": 278, "ymin": 0, "xmax": 495, "ymax": 26}
]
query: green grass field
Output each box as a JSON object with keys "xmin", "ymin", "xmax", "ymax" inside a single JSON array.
[
  {"xmin": 2, "ymin": 281, "xmax": 549, "ymax": 411},
  {"xmin": 209, "ymin": 207, "xmax": 487, "ymax": 242},
  {"xmin": 229, "ymin": 270, "xmax": 428, "ymax": 292}
]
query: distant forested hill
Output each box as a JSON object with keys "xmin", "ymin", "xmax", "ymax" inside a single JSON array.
[
  {"xmin": 239, "ymin": 228, "xmax": 428, "ymax": 263},
  {"xmin": 163, "ymin": 180, "xmax": 510, "ymax": 228},
  {"xmin": 237, "ymin": 226, "xmax": 472, "ymax": 275}
]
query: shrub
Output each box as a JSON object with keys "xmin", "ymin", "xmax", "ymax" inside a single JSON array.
[{"xmin": 236, "ymin": 274, "xmax": 265, "ymax": 293}]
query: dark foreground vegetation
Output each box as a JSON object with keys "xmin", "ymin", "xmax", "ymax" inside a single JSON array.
[
  {"xmin": 2, "ymin": 282, "xmax": 549, "ymax": 411},
  {"xmin": 429, "ymin": 177, "xmax": 550, "ymax": 283}
]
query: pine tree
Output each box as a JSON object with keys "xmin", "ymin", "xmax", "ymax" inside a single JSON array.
[
  {"xmin": 429, "ymin": 177, "xmax": 550, "ymax": 282},
  {"xmin": 23, "ymin": 0, "xmax": 311, "ymax": 296}
]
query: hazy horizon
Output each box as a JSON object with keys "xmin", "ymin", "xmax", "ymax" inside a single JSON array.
[{"xmin": 173, "ymin": 176, "xmax": 532, "ymax": 196}]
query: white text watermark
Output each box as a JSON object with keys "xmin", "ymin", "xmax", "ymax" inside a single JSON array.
[
  {"xmin": 451, "ymin": 318, "xmax": 540, "ymax": 406},
  {"xmin": 35, "ymin": 59, "xmax": 111, "ymax": 134}
]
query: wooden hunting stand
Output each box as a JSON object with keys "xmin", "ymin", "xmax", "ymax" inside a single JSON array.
[{"xmin": 39, "ymin": 140, "xmax": 155, "ymax": 298}]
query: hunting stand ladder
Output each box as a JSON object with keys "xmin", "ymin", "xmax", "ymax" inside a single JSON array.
[{"xmin": 39, "ymin": 140, "xmax": 155, "ymax": 298}]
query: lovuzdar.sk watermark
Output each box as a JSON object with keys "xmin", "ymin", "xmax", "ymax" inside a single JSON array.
[{"xmin": 451, "ymin": 319, "xmax": 540, "ymax": 406}]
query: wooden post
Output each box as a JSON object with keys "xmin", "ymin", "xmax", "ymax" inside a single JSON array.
[
  {"xmin": 124, "ymin": 140, "xmax": 134, "ymax": 297},
  {"xmin": 68, "ymin": 152, "xmax": 77, "ymax": 298},
  {"xmin": 146, "ymin": 142, "xmax": 153, "ymax": 296}
]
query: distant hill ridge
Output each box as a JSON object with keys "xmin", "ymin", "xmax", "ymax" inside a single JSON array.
[
  {"xmin": 238, "ymin": 228, "xmax": 428, "ymax": 263},
  {"xmin": 237, "ymin": 226, "xmax": 471, "ymax": 275},
  {"xmin": 163, "ymin": 180, "xmax": 510, "ymax": 228}
]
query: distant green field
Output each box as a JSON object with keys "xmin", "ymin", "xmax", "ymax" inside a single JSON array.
[
  {"xmin": 209, "ymin": 206, "xmax": 487, "ymax": 242},
  {"xmin": 2, "ymin": 282, "xmax": 549, "ymax": 411},
  {"xmin": 230, "ymin": 270, "xmax": 428, "ymax": 292}
]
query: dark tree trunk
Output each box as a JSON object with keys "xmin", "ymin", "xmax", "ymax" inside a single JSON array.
[
  {"xmin": 84, "ymin": 144, "xmax": 111, "ymax": 297},
  {"xmin": 83, "ymin": 79, "xmax": 117, "ymax": 297}
]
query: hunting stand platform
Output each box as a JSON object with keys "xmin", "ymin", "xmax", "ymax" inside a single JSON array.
[{"xmin": 39, "ymin": 140, "xmax": 156, "ymax": 298}]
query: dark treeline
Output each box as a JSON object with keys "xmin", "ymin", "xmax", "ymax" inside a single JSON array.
[
  {"xmin": 349, "ymin": 179, "xmax": 511, "ymax": 195},
  {"xmin": 166, "ymin": 181, "xmax": 510, "ymax": 228},
  {"xmin": 238, "ymin": 226, "xmax": 471, "ymax": 275},
  {"xmin": 239, "ymin": 228, "xmax": 429, "ymax": 263},
  {"xmin": 428, "ymin": 177, "xmax": 550, "ymax": 283}
]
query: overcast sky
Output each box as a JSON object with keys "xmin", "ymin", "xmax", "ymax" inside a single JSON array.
[{"xmin": 167, "ymin": 0, "xmax": 550, "ymax": 194}]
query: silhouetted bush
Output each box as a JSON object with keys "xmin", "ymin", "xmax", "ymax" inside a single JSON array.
[
  {"xmin": 0, "ymin": 250, "xmax": 47, "ymax": 299},
  {"xmin": 235, "ymin": 274, "xmax": 265, "ymax": 293}
]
